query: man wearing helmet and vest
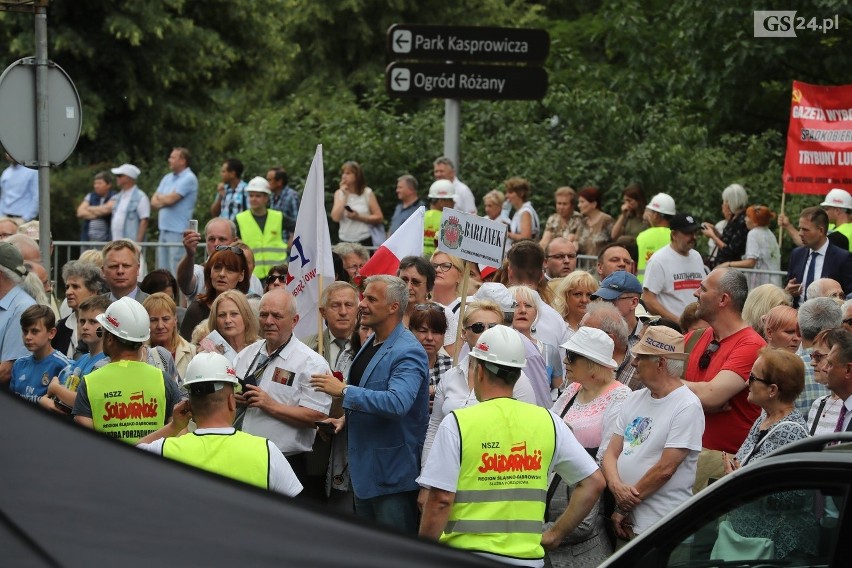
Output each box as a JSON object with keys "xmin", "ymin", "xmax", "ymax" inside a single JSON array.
[
  {"xmin": 72, "ymin": 297, "xmax": 182, "ymax": 444},
  {"xmin": 137, "ymin": 352, "xmax": 303, "ymax": 496},
  {"xmin": 418, "ymin": 325, "xmax": 605, "ymax": 566},
  {"xmin": 424, "ymin": 179, "xmax": 455, "ymax": 257},
  {"xmin": 635, "ymin": 192, "xmax": 675, "ymax": 283},
  {"xmin": 235, "ymin": 176, "xmax": 287, "ymax": 279}
]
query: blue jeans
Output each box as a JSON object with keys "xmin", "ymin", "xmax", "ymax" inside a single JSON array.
[
  {"xmin": 158, "ymin": 229, "xmax": 184, "ymax": 276},
  {"xmin": 354, "ymin": 490, "xmax": 419, "ymax": 534}
]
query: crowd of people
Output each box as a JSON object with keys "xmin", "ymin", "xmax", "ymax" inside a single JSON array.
[{"xmin": 3, "ymin": 148, "xmax": 852, "ymax": 567}]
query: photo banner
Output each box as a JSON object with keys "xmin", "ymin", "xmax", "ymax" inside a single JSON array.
[{"xmin": 783, "ymin": 80, "xmax": 852, "ymax": 195}]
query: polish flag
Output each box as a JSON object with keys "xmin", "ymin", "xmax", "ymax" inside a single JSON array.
[{"xmin": 359, "ymin": 207, "xmax": 426, "ymax": 278}]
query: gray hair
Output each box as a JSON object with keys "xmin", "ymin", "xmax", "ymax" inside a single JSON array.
[
  {"xmin": 0, "ymin": 264, "xmax": 23, "ymax": 285},
  {"xmin": 320, "ymin": 281, "xmax": 359, "ymax": 308},
  {"xmin": 363, "ymin": 275, "xmax": 408, "ymax": 314},
  {"xmin": 433, "ymin": 156, "xmax": 455, "ymax": 170},
  {"xmin": 722, "ymin": 183, "xmax": 748, "ymax": 213},
  {"xmin": 332, "ymin": 242, "xmax": 370, "ymax": 262},
  {"xmin": 397, "ymin": 174, "xmax": 418, "ymax": 191},
  {"xmin": 806, "ymin": 278, "xmax": 842, "ymax": 300},
  {"xmin": 798, "ymin": 297, "xmax": 842, "ymax": 341},
  {"xmin": 843, "ymin": 298, "xmax": 852, "ymax": 317},
  {"xmin": 583, "ymin": 301, "xmax": 629, "ymax": 350},
  {"xmin": 719, "ymin": 268, "xmax": 748, "ymax": 313},
  {"xmin": 205, "ymin": 217, "xmax": 237, "ymax": 239},
  {"xmin": 507, "ymin": 285, "xmax": 543, "ymax": 331},
  {"xmin": 20, "ymin": 271, "xmax": 48, "ymax": 305},
  {"xmin": 61, "ymin": 260, "xmax": 106, "ymax": 294},
  {"xmin": 648, "ymin": 355, "xmax": 685, "ymax": 378}
]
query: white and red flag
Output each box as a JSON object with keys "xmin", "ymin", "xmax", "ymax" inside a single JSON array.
[
  {"xmin": 286, "ymin": 145, "xmax": 335, "ymax": 338},
  {"xmin": 359, "ymin": 206, "xmax": 426, "ymax": 279}
]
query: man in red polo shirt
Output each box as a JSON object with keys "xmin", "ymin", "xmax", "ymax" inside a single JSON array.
[{"xmin": 682, "ymin": 267, "xmax": 765, "ymax": 492}]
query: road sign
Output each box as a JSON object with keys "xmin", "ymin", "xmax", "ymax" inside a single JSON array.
[
  {"xmin": 387, "ymin": 24, "xmax": 549, "ymax": 64},
  {"xmin": 385, "ymin": 62, "xmax": 547, "ymax": 101},
  {"xmin": 0, "ymin": 57, "xmax": 81, "ymax": 166}
]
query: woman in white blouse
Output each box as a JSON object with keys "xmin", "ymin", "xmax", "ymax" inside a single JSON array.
[{"xmin": 330, "ymin": 161, "xmax": 384, "ymax": 245}]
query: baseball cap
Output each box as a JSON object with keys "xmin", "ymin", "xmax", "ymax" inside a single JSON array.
[
  {"xmin": 592, "ymin": 271, "xmax": 643, "ymax": 301},
  {"xmin": 632, "ymin": 325, "xmax": 689, "ymax": 359},
  {"xmin": 0, "ymin": 242, "xmax": 27, "ymax": 277},
  {"xmin": 110, "ymin": 164, "xmax": 141, "ymax": 179},
  {"xmin": 669, "ymin": 213, "xmax": 701, "ymax": 233},
  {"xmin": 820, "ymin": 188, "xmax": 852, "ymax": 210}
]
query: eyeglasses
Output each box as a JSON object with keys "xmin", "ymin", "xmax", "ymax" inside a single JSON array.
[
  {"xmin": 431, "ymin": 262, "xmax": 454, "ymax": 273},
  {"xmin": 345, "ymin": 264, "xmax": 364, "ymax": 273},
  {"xmin": 266, "ymin": 274, "xmax": 287, "ymax": 284},
  {"xmin": 415, "ymin": 303, "xmax": 443, "ymax": 312},
  {"xmin": 464, "ymin": 322, "xmax": 498, "ymax": 334},
  {"xmin": 843, "ymin": 318, "xmax": 852, "ymax": 326},
  {"xmin": 215, "ymin": 245, "xmax": 244, "ymax": 256},
  {"xmin": 698, "ymin": 340, "xmax": 720, "ymax": 370},
  {"xmin": 811, "ymin": 351, "xmax": 827, "ymax": 364},
  {"xmin": 546, "ymin": 253, "xmax": 577, "ymax": 261},
  {"xmin": 748, "ymin": 372, "xmax": 772, "ymax": 386},
  {"xmin": 400, "ymin": 276, "xmax": 424, "ymax": 287}
]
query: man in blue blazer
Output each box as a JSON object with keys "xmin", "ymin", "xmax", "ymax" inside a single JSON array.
[
  {"xmin": 311, "ymin": 275, "xmax": 429, "ymax": 533},
  {"xmin": 785, "ymin": 207, "xmax": 852, "ymax": 307}
]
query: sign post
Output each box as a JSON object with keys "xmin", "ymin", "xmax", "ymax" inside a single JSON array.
[{"xmin": 437, "ymin": 208, "xmax": 508, "ymax": 364}]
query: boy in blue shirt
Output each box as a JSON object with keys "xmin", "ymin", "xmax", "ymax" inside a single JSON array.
[
  {"xmin": 45, "ymin": 295, "xmax": 110, "ymax": 413},
  {"xmin": 10, "ymin": 305, "xmax": 71, "ymax": 406}
]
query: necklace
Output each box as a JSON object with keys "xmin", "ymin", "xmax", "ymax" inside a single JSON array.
[{"xmin": 823, "ymin": 397, "xmax": 841, "ymax": 418}]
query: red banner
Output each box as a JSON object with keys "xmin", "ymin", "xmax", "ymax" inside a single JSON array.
[{"xmin": 783, "ymin": 80, "xmax": 852, "ymax": 195}]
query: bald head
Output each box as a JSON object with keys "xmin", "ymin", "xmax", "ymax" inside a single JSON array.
[
  {"xmin": 5, "ymin": 233, "xmax": 40, "ymax": 263},
  {"xmin": 258, "ymin": 288, "xmax": 298, "ymax": 348},
  {"xmin": 544, "ymin": 237, "xmax": 578, "ymax": 278}
]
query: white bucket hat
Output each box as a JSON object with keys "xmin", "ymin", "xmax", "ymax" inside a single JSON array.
[{"xmin": 560, "ymin": 326, "xmax": 617, "ymax": 369}]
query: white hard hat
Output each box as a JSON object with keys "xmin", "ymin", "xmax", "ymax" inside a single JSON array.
[
  {"xmin": 470, "ymin": 325, "xmax": 526, "ymax": 368},
  {"xmin": 183, "ymin": 352, "xmax": 239, "ymax": 390},
  {"xmin": 428, "ymin": 179, "xmax": 455, "ymax": 199},
  {"xmin": 560, "ymin": 326, "xmax": 617, "ymax": 369},
  {"xmin": 821, "ymin": 188, "xmax": 852, "ymax": 210},
  {"xmin": 96, "ymin": 297, "xmax": 151, "ymax": 343},
  {"xmin": 646, "ymin": 193, "xmax": 676, "ymax": 216},
  {"xmin": 245, "ymin": 176, "xmax": 271, "ymax": 195}
]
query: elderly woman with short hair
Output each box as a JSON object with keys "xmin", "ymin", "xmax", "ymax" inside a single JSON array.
[
  {"xmin": 53, "ymin": 260, "xmax": 106, "ymax": 357},
  {"xmin": 703, "ymin": 183, "xmax": 749, "ymax": 268}
]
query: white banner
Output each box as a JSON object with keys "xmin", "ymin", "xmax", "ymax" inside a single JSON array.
[
  {"xmin": 437, "ymin": 208, "xmax": 507, "ymax": 268},
  {"xmin": 286, "ymin": 145, "xmax": 335, "ymax": 338}
]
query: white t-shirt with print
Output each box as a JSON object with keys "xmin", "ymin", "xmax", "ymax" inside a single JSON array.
[{"xmin": 643, "ymin": 245, "xmax": 706, "ymax": 320}]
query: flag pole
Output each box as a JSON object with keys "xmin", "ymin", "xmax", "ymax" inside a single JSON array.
[
  {"xmin": 452, "ymin": 261, "xmax": 471, "ymax": 367},
  {"xmin": 317, "ymin": 273, "xmax": 325, "ymax": 356},
  {"xmin": 778, "ymin": 188, "xmax": 786, "ymax": 248}
]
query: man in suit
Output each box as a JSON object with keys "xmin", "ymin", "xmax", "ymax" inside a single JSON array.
[
  {"xmin": 311, "ymin": 275, "xmax": 429, "ymax": 533},
  {"xmin": 101, "ymin": 239, "xmax": 149, "ymax": 303},
  {"xmin": 824, "ymin": 329, "xmax": 852, "ymax": 431},
  {"xmin": 785, "ymin": 206, "xmax": 852, "ymax": 306}
]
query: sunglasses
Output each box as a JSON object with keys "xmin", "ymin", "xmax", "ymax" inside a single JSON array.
[
  {"xmin": 415, "ymin": 303, "xmax": 443, "ymax": 312},
  {"xmin": 431, "ymin": 262, "xmax": 455, "ymax": 273},
  {"xmin": 698, "ymin": 340, "xmax": 720, "ymax": 370},
  {"xmin": 464, "ymin": 322, "xmax": 498, "ymax": 334},
  {"xmin": 844, "ymin": 318, "xmax": 852, "ymax": 326},
  {"xmin": 748, "ymin": 372, "xmax": 772, "ymax": 386},
  {"xmin": 266, "ymin": 274, "xmax": 287, "ymax": 284},
  {"xmin": 215, "ymin": 245, "xmax": 244, "ymax": 256}
]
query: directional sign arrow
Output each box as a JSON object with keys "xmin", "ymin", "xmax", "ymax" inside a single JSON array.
[{"xmin": 390, "ymin": 68, "xmax": 411, "ymax": 92}]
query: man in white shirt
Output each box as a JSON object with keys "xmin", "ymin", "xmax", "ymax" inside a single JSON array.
[
  {"xmin": 642, "ymin": 214, "xmax": 707, "ymax": 322},
  {"xmin": 602, "ymin": 326, "xmax": 704, "ymax": 541},
  {"xmin": 108, "ymin": 164, "xmax": 149, "ymax": 243},
  {"xmin": 235, "ymin": 289, "xmax": 332, "ymax": 500},
  {"xmin": 433, "ymin": 156, "xmax": 476, "ymax": 215}
]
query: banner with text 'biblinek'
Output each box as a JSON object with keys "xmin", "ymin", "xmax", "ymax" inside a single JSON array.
[{"xmin": 783, "ymin": 80, "xmax": 852, "ymax": 195}]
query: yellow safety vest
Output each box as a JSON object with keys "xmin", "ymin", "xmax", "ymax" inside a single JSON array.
[
  {"xmin": 424, "ymin": 209, "xmax": 442, "ymax": 257},
  {"xmin": 86, "ymin": 361, "xmax": 167, "ymax": 444},
  {"xmin": 636, "ymin": 226, "xmax": 671, "ymax": 283},
  {"xmin": 442, "ymin": 398, "xmax": 556, "ymax": 561},
  {"xmin": 833, "ymin": 223, "xmax": 852, "ymax": 251},
  {"xmin": 162, "ymin": 430, "xmax": 270, "ymax": 489},
  {"xmin": 236, "ymin": 209, "xmax": 288, "ymax": 279}
]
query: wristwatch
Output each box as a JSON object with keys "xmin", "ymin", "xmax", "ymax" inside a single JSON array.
[{"xmin": 341, "ymin": 385, "xmax": 349, "ymax": 399}]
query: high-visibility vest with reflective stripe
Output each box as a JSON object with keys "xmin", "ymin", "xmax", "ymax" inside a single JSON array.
[
  {"xmin": 162, "ymin": 430, "xmax": 270, "ymax": 489},
  {"xmin": 834, "ymin": 223, "xmax": 852, "ymax": 251},
  {"xmin": 424, "ymin": 209, "xmax": 442, "ymax": 257},
  {"xmin": 235, "ymin": 209, "xmax": 288, "ymax": 279},
  {"xmin": 86, "ymin": 361, "xmax": 167, "ymax": 444},
  {"xmin": 636, "ymin": 226, "xmax": 671, "ymax": 283},
  {"xmin": 442, "ymin": 397, "xmax": 556, "ymax": 561}
]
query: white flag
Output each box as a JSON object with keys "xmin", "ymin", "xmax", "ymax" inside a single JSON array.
[{"xmin": 286, "ymin": 145, "xmax": 335, "ymax": 338}]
